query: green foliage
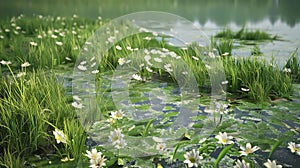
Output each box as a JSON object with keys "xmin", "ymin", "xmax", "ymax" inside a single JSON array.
[{"xmin": 215, "ymin": 27, "xmax": 277, "ymax": 41}]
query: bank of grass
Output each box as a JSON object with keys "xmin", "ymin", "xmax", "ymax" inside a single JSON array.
[
  {"xmin": 0, "ymin": 14, "xmax": 101, "ymax": 69},
  {"xmin": 0, "ymin": 69, "xmax": 87, "ymax": 167}
]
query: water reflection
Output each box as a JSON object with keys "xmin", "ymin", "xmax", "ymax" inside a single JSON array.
[{"xmin": 1, "ymin": 0, "xmax": 300, "ymax": 27}]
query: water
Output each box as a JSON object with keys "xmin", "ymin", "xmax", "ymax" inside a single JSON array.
[{"xmin": 1, "ymin": 0, "xmax": 300, "ymax": 65}]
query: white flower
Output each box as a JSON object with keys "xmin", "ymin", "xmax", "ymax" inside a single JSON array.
[
  {"xmin": 132, "ymin": 74, "xmax": 142, "ymax": 81},
  {"xmin": 55, "ymin": 41, "xmax": 63, "ymax": 46},
  {"xmin": 85, "ymin": 149, "xmax": 102, "ymax": 161},
  {"xmin": 90, "ymin": 62, "xmax": 96, "ymax": 68},
  {"xmin": 146, "ymin": 66, "xmax": 153, "ymax": 72},
  {"xmin": 144, "ymin": 55, "xmax": 151, "ymax": 61},
  {"xmin": 21, "ymin": 62, "xmax": 30, "ymax": 68},
  {"xmin": 162, "ymin": 48, "xmax": 169, "ymax": 52},
  {"xmin": 215, "ymin": 132, "xmax": 234, "ymax": 145},
  {"xmin": 164, "ymin": 64, "xmax": 173, "ymax": 72},
  {"xmin": 5, "ymin": 29, "xmax": 10, "ymax": 32},
  {"xmin": 208, "ymin": 52, "xmax": 216, "ymax": 58},
  {"xmin": 184, "ymin": 149, "xmax": 202, "ymax": 168},
  {"xmin": 156, "ymin": 143, "xmax": 167, "ymax": 152},
  {"xmin": 0, "ymin": 60, "xmax": 12, "ymax": 65},
  {"xmin": 222, "ymin": 52, "xmax": 229, "ymax": 56},
  {"xmin": 287, "ymin": 142, "xmax": 300, "ymax": 155},
  {"xmin": 216, "ymin": 103, "xmax": 229, "ymax": 114},
  {"xmin": 51, "ymin": 34, "xmax": 57, "ymax": 39},
  {"xmin": 108, "ymin": 128, "xmax": 126, "ymax": 149},
  {"xmin": 143, "ymin": 36, "xmax": 151, "ymax": 40},
  {"xmin": 72, "ymin": 95, "xmax": 81, "ymax": 101},
  {"xmin": 241, "ymin": 88, "xmax": 250, "ymax": 92},
  {"xmin": 118, "ymin": 58, "xmax": 126, "ymax": 65},
  {"xmin": 29, "ymin": 41, "xmax": 38, "ymax": 46},
  {"xmin": 89, "ymin": 155, "xmax": 106, "ymax": 168},
  {"xmin": 65, "ymin": 57, "xmax": 72, "ymax": 61},
  {"xmin": 154, "ymin": 57, "xmax": 162, "ymax": 63},
  {"xmin": 263, "ymin": 159, "xmax": 282, "ymax": 168},
  {"xmin": 77, "ymin": 65, "xmax": 87, "ymax": 71},
  {"xmin": 85, "ymin": 148, "xmax": 107, "ymax": 168},
  {"xmin": 199, "ymin": 138, "xmax": 207, "ymax": 144},
  {"xmin": 110, "ymin": 109, "xmax": 125, "ymax": 120},
  {"xmin": 221, "ymin": 80, "xmax": 229, "ymax": 85},
  {"xmin": 284, "ymin": 67, "xmax": 291, "ymax": 73},
  {"xmin": 234, "ymin": 159, "xmax": 250, "ymax": 168},
  {"xmin": 126, "ymin": 46, "xmax": 133, "ymax": 51},
  {"xmin": 0, "ymin": 35, "xmax": 4, "ymax": 39},
  {"xmin": 16, "ymin": 72, "xmax": 26, "ymax": 78},
  {"xmin": 107, "ymin": 36, "xmax": 116, "ymax": 43},
  {"xmin": 239, "ymin": 143, "xmax": 260, "ymax": 156},
  {"xmin": 91, "ymin": 70, "xmax": 99, "ymax": 74},
  {"xmin": 192, "ymin": 56, "xmax": 199, "ymax": 61},
  {"xmin": 72, "ymin": 102, "xmax": 83, "ymax": 109},
  {"xmin": 115, "ymin": 45, "xmax": 122, "ymax": 50},
  {"xmin": 53, "ymin": 128, "xmax": 67, "ymax": 144}
]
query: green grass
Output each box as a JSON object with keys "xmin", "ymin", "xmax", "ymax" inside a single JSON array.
[
  {"xmin": 0, "ymin": 68, "xmax": 87, "ymax": 167},
  {"xmin": 215, "ymin": 27, "xmax": 278, "ymax": 41}
]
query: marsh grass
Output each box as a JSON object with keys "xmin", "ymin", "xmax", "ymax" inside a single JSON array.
[
  {"xmin": 222, "ymin": 56, "xmax": 293, "ymax": 102},
  {"xmin": 0, "ymin": 15, "xmax": 102, "ymax": 69},
  {"xmin": 215, "ymin": 27, "xmax": 278, "ymax": 41},
  {"xmin": 0, "ymin": 68, "xmax": 86, "ymax": 167},
  {"xmin": 285, "ymin": 48, "xmax": 300, "ymax": 82}
]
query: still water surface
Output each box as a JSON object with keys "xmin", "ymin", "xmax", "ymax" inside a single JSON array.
[{"xmin": 1, "ymin": 0, "xmax": 299, "ymax": 64}]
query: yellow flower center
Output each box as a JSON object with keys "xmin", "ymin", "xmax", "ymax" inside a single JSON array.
[
  {"xmin": 245, "ymin": 148, "xmax": 252, "ymax": 154},
  {"xmin": 293, "ymin": 147, "xmax": 298, "ymax": 152},
  {"xmin": 189, "ymin": 157, "xmax": 196, "ymax": 163},
  {"xmin": 221, "ymin": 138, "xmax": 227, "ymax": 144}
]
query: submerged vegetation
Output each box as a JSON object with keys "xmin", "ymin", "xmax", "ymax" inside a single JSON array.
[{"xmin": 0, "ymin": 14, "xmax": 299, "ymax": 167}]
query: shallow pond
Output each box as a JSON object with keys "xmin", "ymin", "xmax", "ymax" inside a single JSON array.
[{"xmin": 55, "ymin": 70, "xmax": 300, "ymax": 167}]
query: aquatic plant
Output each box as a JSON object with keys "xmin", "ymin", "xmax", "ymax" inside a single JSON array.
[{"xmin": 215, "ymin": 27, "xmax": 278, "ymax": 41}]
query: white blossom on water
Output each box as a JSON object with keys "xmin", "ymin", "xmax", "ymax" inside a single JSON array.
[
  {"xmin": 234, "ymin": 159, "xmax": 250, "ymax": 168},
  {"xmin": 263, "ymin": 159, "xmax": 282, "ymax": 168},
  {"xmin": 184, "ymin": 149, "xmax": 202, "ymax": 168},
  {"xmin": 287, "ymin": 142, "xmax": 300, "ymax": 155},
  {"xmin": 77, "ymin": 65, "xmax": 87, "ymax": 71},
  {"xmin": 215, "ymin": 132, "xmax": 234, "ymax": 145},
  {"xmin": 108, "ymin": 128, "xmax": 126, "ymax": 149},
  {"xmin": 239, "ymin": 143, "xmax": 260, "ymax": 156},
  {"xmin": 110, "ymin": 109, "xmax": 125, "ymax": 120},
  {"xmin": 132, "ymin": 74, "xmax": 142, "ymax": 81}
]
